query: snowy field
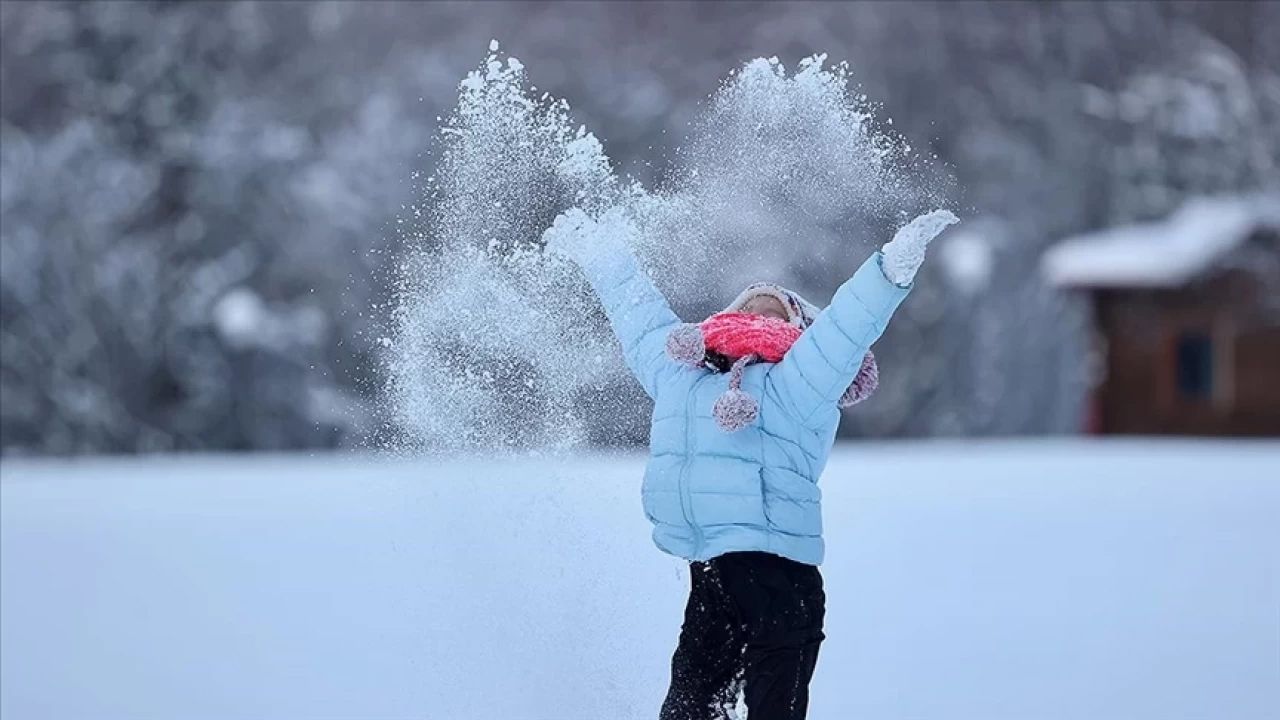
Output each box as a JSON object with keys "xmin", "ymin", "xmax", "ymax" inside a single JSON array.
[{"xmin": 2, "ymin": 440, "xmax": 1278, "ymax": 720}]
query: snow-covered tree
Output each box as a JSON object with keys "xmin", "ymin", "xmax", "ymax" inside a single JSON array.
[{"xmin": 2, "ymin": 0, "xmax": 1275, "ymax": 453}]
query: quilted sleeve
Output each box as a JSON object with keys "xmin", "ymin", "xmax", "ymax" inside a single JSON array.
[
  {"xmin": 766, "ymin": 252, "xmax": 911, "ymax": 429},
  {"xmin": 572, "ymin": 238, "xmax": 682, "ymax": 400}
]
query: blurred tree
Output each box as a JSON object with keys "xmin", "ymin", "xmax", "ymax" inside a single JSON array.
[{"xmin": 1, "ymin": 0, "xmax": 1276, "ymax": 454}]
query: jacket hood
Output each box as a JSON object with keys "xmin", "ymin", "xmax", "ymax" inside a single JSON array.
[{"xmin": 721, "ymin": 282, "xmax": 821, "ymax": 330}]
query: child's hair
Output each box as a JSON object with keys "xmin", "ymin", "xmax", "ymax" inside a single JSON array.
[{"xmin": 704, "ymin": 349, "xmax": 735, "ymax": 373}]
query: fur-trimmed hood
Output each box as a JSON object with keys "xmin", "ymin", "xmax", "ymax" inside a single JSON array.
[{"xmin": 721, "ymin": 282, "xmax": 821, "ymax": 329}]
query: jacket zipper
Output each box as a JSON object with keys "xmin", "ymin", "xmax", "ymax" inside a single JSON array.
[{"xmin": 679, "ymin": 376, "xmax": 705, "ymax": 557}]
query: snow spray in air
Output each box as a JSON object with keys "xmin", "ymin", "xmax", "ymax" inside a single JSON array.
[{"xmin": 383, "ymin": 42, "xmax": 947, "ymax": 454}]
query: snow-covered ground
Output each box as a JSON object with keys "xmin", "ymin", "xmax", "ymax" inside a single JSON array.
[{"xmin": 2, "ymin": 440, "xmax": 1278, "ymax": 720}]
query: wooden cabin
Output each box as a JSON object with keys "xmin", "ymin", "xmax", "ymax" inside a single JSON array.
[{"xmin": 1044, "ymin": 195, "xmax": 1280, "ymax": 437}]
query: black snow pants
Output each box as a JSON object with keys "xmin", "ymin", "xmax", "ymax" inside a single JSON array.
[{"xmin": 659, "ymin": 551, "xmax": 825, "ymax": 720}]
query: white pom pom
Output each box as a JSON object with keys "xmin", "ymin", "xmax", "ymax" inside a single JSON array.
[
  {"xmin": 665, "ymin": 324, "xmax": 705, "ymax": 366},
  {"xmin": 713, "ymin": 388, "xmax": 758, "ymax": 432}
]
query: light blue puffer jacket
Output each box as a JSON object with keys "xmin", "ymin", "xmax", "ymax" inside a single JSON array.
[{"xmin": 575, "ymin": 244, "xmax": 911, "ymax": 566}]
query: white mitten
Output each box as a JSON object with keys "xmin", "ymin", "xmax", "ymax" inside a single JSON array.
[
  {"xmin": 542, "ymin": 208, "xmax": 596, "ymax": 262},
  {"xmin": 542, "ymin": 206, "xmax": 636, "ymax": 267},
  {"xmin": 879, "ymin": 209, "xmax": 960, "ymax": 287}
]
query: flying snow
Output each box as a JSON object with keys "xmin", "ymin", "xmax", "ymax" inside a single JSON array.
[{"xmin": 384, "ymin": 45, "xmax": 948, "ymax": 453}]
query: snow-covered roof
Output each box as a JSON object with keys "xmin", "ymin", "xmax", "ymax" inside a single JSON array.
[{"xmin": 1043, "ymin": 194, "xmax": 1280, "ymax": 288}]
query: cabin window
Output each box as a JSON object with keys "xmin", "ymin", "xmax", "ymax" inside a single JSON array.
[{"xmin": 1174, "ymin": 331, "xmax": 1214, "ymax": 400}]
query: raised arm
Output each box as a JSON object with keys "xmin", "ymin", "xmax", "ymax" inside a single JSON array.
[
  {"xmin": 767, "ymin": 210, "xmax": 958, "ymax": 428},
  {"xmin": 543, "ymin": 208, "xmax": 681, "ymax": 399}
]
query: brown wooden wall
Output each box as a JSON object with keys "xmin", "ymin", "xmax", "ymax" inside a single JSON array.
[{"xmin": 1092, "ymin": 269, "xmax": 1280, "ymax": 437}]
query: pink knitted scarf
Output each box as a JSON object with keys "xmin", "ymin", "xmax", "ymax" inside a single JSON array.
[{"xmin": 700, "ymin": 312, "xmax": 802, "ymax": 363}]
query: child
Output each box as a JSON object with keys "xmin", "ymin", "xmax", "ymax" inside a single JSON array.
[{"xmin": 543, "ymin": 208, "xmax": 958, "ymax": 719}]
